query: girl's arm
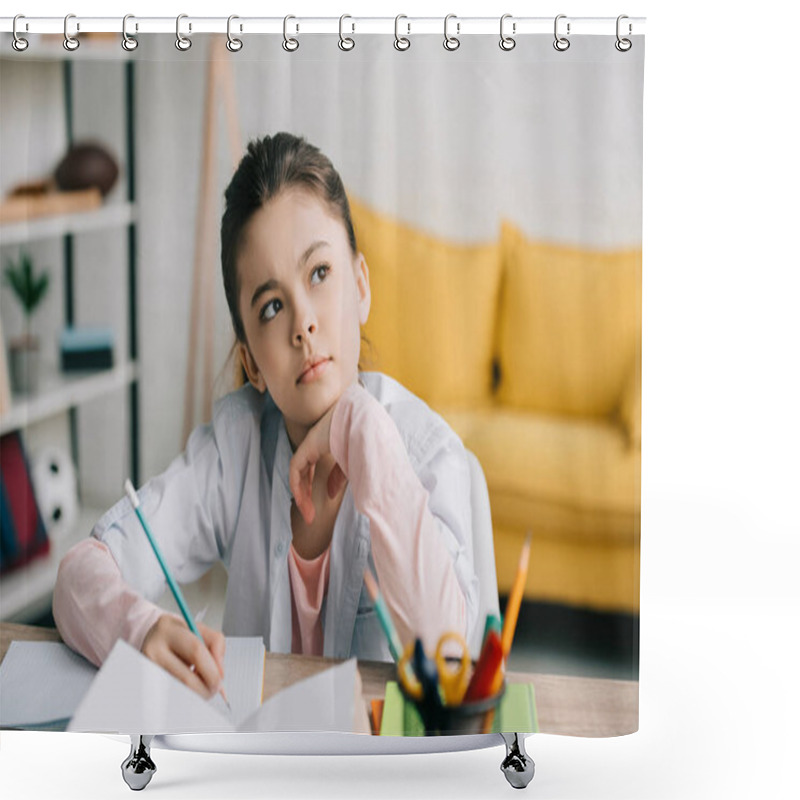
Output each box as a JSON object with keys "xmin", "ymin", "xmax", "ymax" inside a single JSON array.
[
  {"xmin": 53, "ymin": 385, "xmax": 262, "ymax": 666},
  {"xmin": 53, "ymin": 537, "xmax": 166, "ymax": 667},
  {"xmin": 329, "ymin": 383, "xmax": 477, "ymax": 652}
]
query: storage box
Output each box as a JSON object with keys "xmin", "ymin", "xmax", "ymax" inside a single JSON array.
[{"xmin": 59, "ymin": 327, "xmax": 114, "ymax": 371}]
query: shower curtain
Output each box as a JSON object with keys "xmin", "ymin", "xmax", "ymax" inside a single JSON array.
[{"xmin": 0, "ymin": 25, "xmax": 643, "ymax": 742}]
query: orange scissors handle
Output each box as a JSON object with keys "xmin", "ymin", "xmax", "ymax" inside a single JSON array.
[{"xmin": 435, "ymin": 631, "xmax": 470, "ymax": 706}]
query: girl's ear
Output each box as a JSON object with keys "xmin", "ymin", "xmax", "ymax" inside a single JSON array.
[
  {"xmin": 238, "ymin": 341, "xmax": 267, "ymax": 393},
  {"xmin": 354, "ymin": 252, "xmax": 371, "ymax": 326}
]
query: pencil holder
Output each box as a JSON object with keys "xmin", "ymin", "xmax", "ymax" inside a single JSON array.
[{"xmin": 398, "ymin": 672, "xmax": 507, "ymax": 736}]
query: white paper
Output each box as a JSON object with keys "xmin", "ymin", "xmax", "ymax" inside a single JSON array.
[
  {"xmin": 66, "ymin": 639, "xmax": 359, "ymax": 735},
  {"xmin": 67, "ymin": 639, "xmax": 236, "ymax": 734},
  {"xmin": 238, "ymin": 658, "xmax": 357, "ymax": 733},
  {"xmin": 0, "ymin": 641, "xmax": 96, "ymax": 728}
]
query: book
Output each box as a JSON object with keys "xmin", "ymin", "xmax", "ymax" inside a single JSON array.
[
  {"xmin": 0, "ymin": 431, "xmax": 50, "ymax": 574},
  {"xmin": 0, "ymin": 641, "xmax": 98, "ymax": 730},
  {"xmin": 379, "ymin": 681, "xmax": 538, "ymax": 737}
]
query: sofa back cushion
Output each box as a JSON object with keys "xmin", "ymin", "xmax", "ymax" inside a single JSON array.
[
  {"xmin": 350, "ymin": 196, "xmax": 502, "ymax": 408},
  {"xmin": 497, "ymin": 221, "xmax": 642, "ymax": 417}
]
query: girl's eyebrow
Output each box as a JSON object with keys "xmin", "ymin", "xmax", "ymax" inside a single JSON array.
[{"xmin": 249, "ymin": 240, "xmax": 329, "ymax": 309}]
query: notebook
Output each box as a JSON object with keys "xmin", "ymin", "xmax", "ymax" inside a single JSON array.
[{"xmin": 67, "ymin": 639, "xmax": 366, "ymax": 735}]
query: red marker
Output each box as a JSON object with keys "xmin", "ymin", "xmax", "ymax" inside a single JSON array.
[{"xmin": 463, "ymin": 628, "xmax": 504, "ymax": 702}]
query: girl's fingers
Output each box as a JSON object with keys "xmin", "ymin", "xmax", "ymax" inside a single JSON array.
[
  {"xmin": 198, "ymin": 622, "xmax": 226, "ymax": 679},
  {"xmin": 291, "ymin": 454, "xmax": 316, "ymax": 524},
  {"xmin": 158, "ymin": 646, "xmax": 217, "ymax": 700},
  {"xmin": 327, "ymin": 463, "xmax": 347, "ymax": 499},
  {"xmin": 170, "ymin": 627, "xmax": 222, "ymax": 697}
]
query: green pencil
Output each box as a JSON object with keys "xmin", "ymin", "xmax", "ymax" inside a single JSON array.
[
  {"xmin": 124, "ymin": 479, "xmax": 231, "ymax": 712},
  {"xmin": 362, "ymin": 567, "xmax": 404, "ymax": 662}
]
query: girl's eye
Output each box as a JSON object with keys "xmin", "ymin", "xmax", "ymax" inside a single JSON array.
[
  {"xmin": 311, "ymin": 264, "xmax": 330, "ymax": 285},
  {"xmin": 260, "ymin": 297, "xmax": 282, "ymax": 322}
]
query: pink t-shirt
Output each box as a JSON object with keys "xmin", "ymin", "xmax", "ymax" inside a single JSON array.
[{"xmin": 287, "ymin": 542, "xmax": 331, "ymax": 656}]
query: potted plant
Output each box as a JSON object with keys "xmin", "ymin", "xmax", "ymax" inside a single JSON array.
[{"xmin": 3, "ymin": 250, "xmax": 49, "ymax": 394}]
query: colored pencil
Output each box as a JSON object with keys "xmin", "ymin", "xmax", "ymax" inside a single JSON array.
[
  {"xmin": 124, "ymin": 479, "xmax": 231, "ymax": 712},
  {"xmin": 363, "ymin": 567, "xmax": 404, "ymax": 662},
  {"xmin": 489, "ymin": 530, "xmax": 533, "ymax": 696},
  {"xmin": 501, "ymin": 529, "xmax": 533, "ymax": 658}
]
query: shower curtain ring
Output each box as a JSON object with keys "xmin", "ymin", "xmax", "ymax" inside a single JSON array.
[
  {"xmin": 499, "ymin": 14, "xmax": 516, "ymax": 51},
  {"xmin": 338, "ymin": 15, "xmax": 355, "ymax": 51},
  {"xmin": 175, "ymin": 14, "xmax": 192, "ymax": 51},
  {"xmin": 283, "ymin": 15, "xmax": 299, "ymax": 52},
  {"xmin": 615, "ymin": 15, "xmax": 632, "ymax": 52},
  {"xmin": 394, "ymin": 15, "xmax": 410, "ymax": 51},
  {"xmin": 227, "ymin": 15, "xmax": 243, "ymax": 51},
  {"xmin": 63, "ymin": 14, "xmax": 80, "ymax": 51},
  {"xmin": 553, "ymin": 15, "xmax": 570, "ymax": 51},
  {"xmin": 12, "ymin": 15, "xmax": 29, "ymax": 51},
  {"xmin": 122, "ymin": 15, "xmax": 138, "ymax": 51},
  {"xmin": 443, "ymin": 14, "xmax": 460, "ymax": 51}
]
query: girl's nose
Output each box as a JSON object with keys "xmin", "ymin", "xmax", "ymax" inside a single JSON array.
[{"xmin": 294, "ymin": 321, "xmax": 316, "ymax": 344}]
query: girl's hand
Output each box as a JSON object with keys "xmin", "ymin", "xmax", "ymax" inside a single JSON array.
[
  {"xmin": 141, "ymin": 614, "xmax": 226, "ymax": 700},
  {"xmin": 289, "ymin": 403, "xmax": 347, "ymax": 525}
]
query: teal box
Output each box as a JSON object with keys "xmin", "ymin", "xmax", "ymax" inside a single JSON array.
[{"xmin": 59, "ymin": 327, "xmax": 114, "ymax": 371}]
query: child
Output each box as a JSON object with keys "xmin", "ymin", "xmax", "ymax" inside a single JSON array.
[{"xmin": 53, "ymin": 132, "xmax": 480, "ymax": 702}]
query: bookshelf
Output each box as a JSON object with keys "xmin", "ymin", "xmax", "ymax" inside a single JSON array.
[{"xmin": 0, "ymin": 48, "xmax": 140, "ymax": 623}]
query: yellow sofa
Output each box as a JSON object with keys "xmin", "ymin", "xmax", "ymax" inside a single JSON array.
[{"xmin": 350, "ymin": 197, "xmax": 641, "ymax": 614}]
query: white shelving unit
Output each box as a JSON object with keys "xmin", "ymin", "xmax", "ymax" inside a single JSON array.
[
  {"xmin": 0, "ymin": 505, "xmax": 105, "ymax": 622},
  {"xmin": 0, "ymin": 50, "xmax": 140, "ymax": 623},
  {"xmin": 0, "ymin": 201, "xmax": 136, "ymax": 247},
  {"xmin": 0, "ymin": 360, "xmax": 139, "ymax": 437}
]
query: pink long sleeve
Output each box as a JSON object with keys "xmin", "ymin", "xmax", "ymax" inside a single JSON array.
[
  {"xmin": 330, "ymin": 383, "xmax": 466, "ymax": 652},
  {"xmin": 52, "ymin": 538, "xmax": 166, "ymax": 667}
]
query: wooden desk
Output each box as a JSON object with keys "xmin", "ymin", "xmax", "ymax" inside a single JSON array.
[{"xmin": 0, "ymin": 623, "xmax": 637, "ymax": 737}]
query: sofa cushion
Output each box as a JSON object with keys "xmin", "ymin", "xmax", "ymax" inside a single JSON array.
[
  {"xmin": 617, "ymin": 355, "xmax": 642, "ymax": 450},
  {"xmin": 497, "ymin": 221, "xmax": 642, "ymax": 417},
  {"xmin": 440, "ymin": 407, "xmax": 640, "ymax": 543},
  {"xmin": 349, "ymin": 196, "xmax": 502, "ymax": 408}
]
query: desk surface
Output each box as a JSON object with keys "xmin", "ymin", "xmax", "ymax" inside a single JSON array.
[{"xmin": 0, "ymin": 622, "xmax": 637, "ymax": 738}]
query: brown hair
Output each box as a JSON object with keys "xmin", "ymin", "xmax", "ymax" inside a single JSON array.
[{"xmin": 221, "ymin": 132, "xmax": 358, "ymax": 345}]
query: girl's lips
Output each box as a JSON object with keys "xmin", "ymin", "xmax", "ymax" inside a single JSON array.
[{"xmin": 297, "ymin": 358, "xmax": 331, "ymax": 385}]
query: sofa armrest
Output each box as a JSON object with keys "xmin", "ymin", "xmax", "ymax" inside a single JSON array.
[{"xmin": 618, "ymin": 358, "xmax": 641, "ymax": 450}]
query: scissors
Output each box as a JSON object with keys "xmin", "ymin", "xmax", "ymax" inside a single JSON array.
[
  {"xmin": 398, "ymin": 640, "xmax": 425, "ymax": 701},
  {"xmin": 434, "ymin": 631, "xmax": 471, "ymax": 706},
  {"xmin": 398, "ymin": 633, "xmax": 471, "ymax": 707}
]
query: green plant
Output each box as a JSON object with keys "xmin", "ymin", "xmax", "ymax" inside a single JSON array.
[{"xmin": 3, "ymin": 250, "xmax": 49, "ymax": 319}]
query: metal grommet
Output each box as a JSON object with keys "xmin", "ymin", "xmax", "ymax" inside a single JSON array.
[
  {"xmin": 63, "ymin": 13, "xmax": 80, "ymax": 52},
  {"xmin": 394, "ymin": 15, "xmax": 410, "ymax": 51},
  {"xmin": 499, "ymin": 14, "xmax": 516, "ymax": 51},
  {"xmin": 443, "ymin": 14, "xmax": 460, "ymax": 51},
  {"xmin": 175, "ymin": 14, "xmax": 192, "ymax": 51},
  {"xmin": 227, "ymin": 15, "xmax": 243, "ymax": 52},
  {"xmin": 12, "ymin": 15, "xmax": 29, "ymax": 52},
  {"xmin": 615, "ymin": 15, "xmax": 632, "ymax": 52},
  {"xmin": 553, "ymin": 14, "xmax": 570, "ymax": 52},
  {"xmin": 122, "ymin": 14, "xmax": 138, "ymax": 51},
  {"xmin": 283, "ymin": 15, "xmax": 299, "ymax": 52},
  {"xmin": 338, "ymin": 14, "xmax": 355, "ymax": 51}
]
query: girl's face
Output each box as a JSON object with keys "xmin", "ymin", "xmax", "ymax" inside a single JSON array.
[{"xmin": 236, "ymin": 186, "xmax": 370, "ymax": 448}]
